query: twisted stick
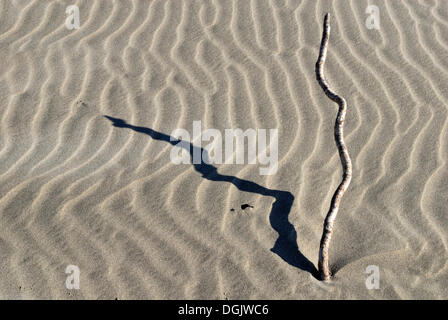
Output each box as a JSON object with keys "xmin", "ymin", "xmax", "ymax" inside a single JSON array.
[{"xmin": 315, "ymin": 13, "xmax": 352, "ymax": 281}]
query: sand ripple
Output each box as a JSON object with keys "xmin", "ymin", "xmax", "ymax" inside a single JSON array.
[{"xmin": 0, "ymin": 0, "xmax": 447, "ymax": 299}]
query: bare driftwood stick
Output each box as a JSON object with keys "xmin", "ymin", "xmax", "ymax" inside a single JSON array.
[{"xmin": 315, "ymin": 13, "xmax": 352, "ymax": 281}]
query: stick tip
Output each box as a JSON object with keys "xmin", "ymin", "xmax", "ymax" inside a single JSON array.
[{"xmin": 324, "ymin": 13, "xmax": 330, "ymax": 23}]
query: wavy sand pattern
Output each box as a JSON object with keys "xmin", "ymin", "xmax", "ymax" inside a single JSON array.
[{"xmin": 0, "ymin": 0, "xmax": 447, "ymax": 299}]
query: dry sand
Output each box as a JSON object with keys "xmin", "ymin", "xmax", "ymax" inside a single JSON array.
[{"xmin": 0, "ymin": 0, "xmax": 447, "ymax": 299}]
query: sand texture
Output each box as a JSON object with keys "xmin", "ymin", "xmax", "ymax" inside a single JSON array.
[{"xmin": 0, "ymin": 0, "xmax": 447, "ymax": 299}]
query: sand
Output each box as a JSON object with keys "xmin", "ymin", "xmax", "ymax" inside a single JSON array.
[{"xmin": 0, "ymin": 0, "xmax": 447, "ymax": 299}]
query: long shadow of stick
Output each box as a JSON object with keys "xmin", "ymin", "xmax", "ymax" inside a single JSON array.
[{"xmin": 105, "ymin": 115, "xmax": 317, "ymax": 275}]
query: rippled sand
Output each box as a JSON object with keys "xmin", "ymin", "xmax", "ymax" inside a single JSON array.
[{"xmin": 0, "ymin": 0, "xmax": 447, "ymax": 299}]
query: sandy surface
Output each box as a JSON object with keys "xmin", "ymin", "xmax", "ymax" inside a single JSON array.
[{"xmin": 0, "ymin": 0, "xmax": 447, "ymax": 299}]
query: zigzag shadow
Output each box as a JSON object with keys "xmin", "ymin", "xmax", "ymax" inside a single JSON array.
[{"xmin": 105, "ymin": 115, "xmax": 317, "ymax": 276}]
